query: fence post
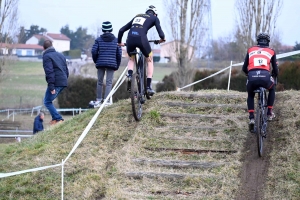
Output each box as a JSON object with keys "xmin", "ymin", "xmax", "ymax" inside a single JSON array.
[
  {"xmin": 227, "ymin": 61, "xmax": 233, "ymax": 91},
  {"xmin": 7, "ymin": 109, "xmax": 9, "ymax": 119},
  {"xmin": 13, "ymin": 111, "xmax": 15, "ymax": 122},
  {"xmin": 61, "ymin": 159, "xmax": 64, "ymax": 200},
  {"xmin": 79, "ymin": 108, "xmax": 81, "ymax": 114}
]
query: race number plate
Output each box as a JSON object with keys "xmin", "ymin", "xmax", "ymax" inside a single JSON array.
[
  {"xmin": 132, "ymin": 17, "xmax": 146, "ymax": 26},
  {"xmin": 254, "ymin": 58, "xmax": 267, "ymax": 66}
]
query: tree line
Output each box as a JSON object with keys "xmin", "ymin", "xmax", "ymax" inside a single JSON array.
[{"xmin": 15, "ymin": 24, "xmax": 95, "ymax": 53}]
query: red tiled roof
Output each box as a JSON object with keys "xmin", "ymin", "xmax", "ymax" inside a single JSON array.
[
  {"xmin": 46, "ymin": 33, "xmax": 70, "ymax": 41},
  {"xmin": 0, "ymin": 43, "xmax": 43, "ymax": 50},
  {"xmin": 33, "ymin": 34, "xmax": 49, "ymax": 41},
  {"xmin": 12, "ymin": 44, "xmax": 43, "ymax": 50}
]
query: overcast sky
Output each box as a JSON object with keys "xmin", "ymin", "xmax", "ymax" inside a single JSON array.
[{"xmin": 19, "ymin": 0, "xmax": 299, "ymax": 46}]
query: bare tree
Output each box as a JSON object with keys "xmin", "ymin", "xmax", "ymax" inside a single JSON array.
[
  {"xmin": 235, "ymin": 0, "xmax": 283, "ymax": 55},
  {"xmin": 165, "ymin": 0, "xmax": 208, "ymax": 88},
  {"xmin": 0, "ymin": 0, "xmax": 19, "ymax": 79}
]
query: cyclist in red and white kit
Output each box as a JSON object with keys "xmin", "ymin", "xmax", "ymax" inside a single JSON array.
[
  {"xmin": 118, "ymin": 5, "xmax": 165, "ymax": 96},
  {"xmin": 242, "ymin": 32, "xmax": 279, "ymax": 130}
]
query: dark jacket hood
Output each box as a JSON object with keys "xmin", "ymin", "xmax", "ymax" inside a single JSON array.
[{"xmin": 100, "ymin": 33, "xmax": 116, "ymax": 42}]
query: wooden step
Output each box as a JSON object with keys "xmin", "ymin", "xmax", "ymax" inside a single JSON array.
[
  {"xmin": 161, "ymin": 101, "xmax": 246, "ymax": 109},
  {"xmin": 125, "ymin": 172, "xmax": 210, "ymax": 180},
  {"xmin": 150, "ymin": 135, "xmax": 227, "ymax": 142},
  {"xmin": 145, "ymin": 147, "xmax": 237, "ymax": 154},
  {"xmin": 161, "ymin": 113, "xmax": 220, "ymax": 119},
  {"xmin": 132, "ymin": 158, "xmax": 226, "ymax": 169},
  {"xmin": 155, "ymin": 125, "xmax": 227, "ymax": 130},
  {"xmin": 163, "ymin": 92, "xmax": 246, "ymax": 100}
]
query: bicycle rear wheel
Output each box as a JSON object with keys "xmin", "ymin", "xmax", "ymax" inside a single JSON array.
[
  {"xmin": 143, "ymin": 57, "xmax": 151, "ymax": 100},
  {"xmin": 256, "ymin": 99, "xmax": 264, "ymax": 157},
  {"xmin": 130, "ymin": 73, "xmax": 142, "ymax": 121}
]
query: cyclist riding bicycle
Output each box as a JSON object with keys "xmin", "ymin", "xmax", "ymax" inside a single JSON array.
[
  {"xmin": 242, "ymin": 32, "xmax": 279, "ymax": 130},
  {"xmin": 118, "ymin": 5, "xmax": 166, "ymax": 96}
]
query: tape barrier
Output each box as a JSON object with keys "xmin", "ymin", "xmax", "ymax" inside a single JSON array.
[
  {"xmin": 0, "ymin": 67, "xmax": 128, "ymax": 178},
  {"xmin": 63, "ymin": 67, "xmax": 128, "ymax": 163},
  {"xmin": 0, "ymin": 163, "xmax": 62, "ymax": 178},
  {"xmin": 178, "ymin": 50, "xmax": 300, "ymax": 91}
]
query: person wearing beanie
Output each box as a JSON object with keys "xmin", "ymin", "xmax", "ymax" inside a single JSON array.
[
  {"xmin": 242, "ymin": 32, "xmax": 279, "ymax": 132},
  {"xmin": 91, "ymin": 21, "xmax": 122, "ymax": 107}
]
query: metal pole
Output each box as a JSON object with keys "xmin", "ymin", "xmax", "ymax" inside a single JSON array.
[
  {"xmin": 13, "ymin": 111, "xmax": 15, "ymax": 122},
  {"xmin": 61, "ymin": 159, "xmax": 64, "ymax": 200},
  {"xmin": 7, "ymin": 109, "xmax": 9, "ymax": 119},
  {"xmin": 227, "ymin": 61, "xmax": 233, "ymax": 91}
]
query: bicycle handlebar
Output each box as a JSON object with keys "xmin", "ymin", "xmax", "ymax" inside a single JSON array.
[
  {"xmin": 120, "ymin": 39, "xmax": 165, "ymax": 47},
  {"xmin": 149, "ymin": 39, "xmax": 165, "ymax": 44}
]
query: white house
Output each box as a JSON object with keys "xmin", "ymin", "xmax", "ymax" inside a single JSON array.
[
  {"xmin": 160, "ymin": 40, "xmax": 195, "ymax": 63},
  {"xmin": 26, "ymin": 33, "xmax": 71, "ymax": 52},
  {"xmin": 0, "ymin": 43, "xmax": 43, "ymax": 56}
]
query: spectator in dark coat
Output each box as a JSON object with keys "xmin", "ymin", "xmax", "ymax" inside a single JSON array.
[
  {"xmin": 33, "ymin": 112, "xmax": 44, "ymax": 134},
  {"xmin": 42, "ymin": 40, "xmax": 69, "ymax": 125},
  {"xmin": 91, "ymin": 21, "xmax": 122, "ymax": 107}
]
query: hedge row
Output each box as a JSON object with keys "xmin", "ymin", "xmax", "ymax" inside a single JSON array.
[{"xmin": 58, "ymin": 61, "xmax": 300, "ymax": 108}]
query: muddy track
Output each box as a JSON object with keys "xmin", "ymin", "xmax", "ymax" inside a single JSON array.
[{"xmin": 236, "ymin": 98, "xmax": 282, "ymax": 200}]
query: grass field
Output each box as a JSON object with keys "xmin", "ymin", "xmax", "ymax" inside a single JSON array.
[
  {"xmin": 80, "ymin": 63, "xmax": 177, "ymax": 82},
  {"xmin": 0, "ymin": 61, "xmax": 176, "ymax": 109},
  {"xmin": 0, "ymin": 61, "xmax": 46, "ymax": 109}
]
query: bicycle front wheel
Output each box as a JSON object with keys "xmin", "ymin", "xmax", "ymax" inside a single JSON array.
[
  {"xmin": 130, "ymin": 73, "xmax": 143, "ymax": 121},
  {"xmin": 256, "ymin": 106, "xmax": 264, "ymax": 157}
]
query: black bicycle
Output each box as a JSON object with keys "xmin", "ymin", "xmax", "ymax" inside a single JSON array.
[
  {"xmin": 253, "ymin": 76, "xmax": 277, "ymax": 157},
  {"xmin": 253, "ymin": 87, "xmax": 268, "ymax": 157},
  {"xmin": 127, "ymin": 40, "xmax": 161, "ymax": 121}
]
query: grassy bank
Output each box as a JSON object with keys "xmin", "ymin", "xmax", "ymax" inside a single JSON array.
[{"xmin": 0, "ymin": 90, "xmax": 299, "ymax": 199}]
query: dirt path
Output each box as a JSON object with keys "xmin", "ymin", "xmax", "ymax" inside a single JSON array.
[{"xmin": 236, "ymin": 102, "xmax": 281, "ymax": 200}]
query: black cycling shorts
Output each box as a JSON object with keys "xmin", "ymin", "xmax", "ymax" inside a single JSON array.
[
  {"xmin": 126, "ymin": 35, "xmax": 152, "ymax": 58},
  {"xmin": 247, "ymin": 70, "xmax": 274, "ymax": 92}
]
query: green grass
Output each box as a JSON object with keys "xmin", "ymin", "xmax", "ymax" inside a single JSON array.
[
  {"xmin": 81, "ymin": 63, "xmax": 176, "ymax": 82},
  {"xmin": 0, "ymin": 61, "xmax": 46, "ymax": 108}
]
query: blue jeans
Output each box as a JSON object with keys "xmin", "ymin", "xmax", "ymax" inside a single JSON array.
[{"xmin": 44, "ymin": 86, "xmax": 65, "ymax": 121}]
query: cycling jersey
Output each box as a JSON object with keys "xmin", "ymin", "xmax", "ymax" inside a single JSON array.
[
  {"xmin": 242, "ymin": 45, "xmax": 278, "ymax": 76},
  {"xmin": 118, "ymin": 13, "xmax": 165, "ymax": 57}
]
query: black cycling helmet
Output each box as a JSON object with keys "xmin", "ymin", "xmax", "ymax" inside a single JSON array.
[
  {"xmin": 256, "ymin": 32, "xmax": 270, "ymax": 43},
  {"xmin": 146, "ymin": 5, "xmax": 158, "ymax": 16}
]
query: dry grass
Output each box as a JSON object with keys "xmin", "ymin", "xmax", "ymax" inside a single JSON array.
[
  {"xmin": 264, "ymin": 91, "xmax": 300, "ymax": 199},
  {"xmin": 0, "ymin": 90, "xmax": 298, "ymax": 199}
]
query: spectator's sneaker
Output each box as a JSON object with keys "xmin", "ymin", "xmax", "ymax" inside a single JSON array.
[
  {"xmin": 127, "ymin": 75, "xmax": 132, "ymax": 93},
  {"xmin": 50, "ymin": 120, "xmax": 57, "ymax": 125},
  {"xmin": 50, "ymin": 119, "xmax": 64, "ymax": 125},
  {"xmin": 56, "ymin": 119, "xmax": 64, "ymax": 124},
  {"xmin": 94, "ymin": 100, "xmax": 103, "ymax": 108},
  {"xmin": 267, "ymin": 112, "xmax": 276, "ymax": 121},
  {"xmin": 147, "ymin": 88, "xmax": 155, "ymax": 96},
  {"xmin": 249, "ymin": 118, "xmax": 255, "ymax": 133}
]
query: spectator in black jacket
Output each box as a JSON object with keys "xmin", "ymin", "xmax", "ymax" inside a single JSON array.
[
  {"xmin": 33, "ymin": 112, "xmax": 44, "ymax": 134},
  {"xmin": 91, "ymin": 21, "xmax": 122, "ymax": 107},
  {"xmin": 42, "ymin": 40, "xmax": 69, "ymax": 125}
]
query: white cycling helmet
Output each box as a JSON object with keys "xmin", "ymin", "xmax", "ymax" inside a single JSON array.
[{"xmin": 146, "ymin": 5, "xmax": 158, "ymax": 15}]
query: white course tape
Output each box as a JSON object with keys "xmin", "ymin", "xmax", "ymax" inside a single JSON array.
[
  {"xmin": 64, "ymin": 67, "xmax": 128, "ymax": 163},
  {"xmin": 178, "ymin": 50, "xmax": 300, "ymax": 90},
  {"xmin": 0, "ymin": 163, "xmax": 62, "ymax": 178},
  {"xmin": 0, "ymin": 67, "xmax": 128, "ymax": 178},
  {"xmin": 178, "ymin": 66, "xmax": 231, "ymax": 90}
]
